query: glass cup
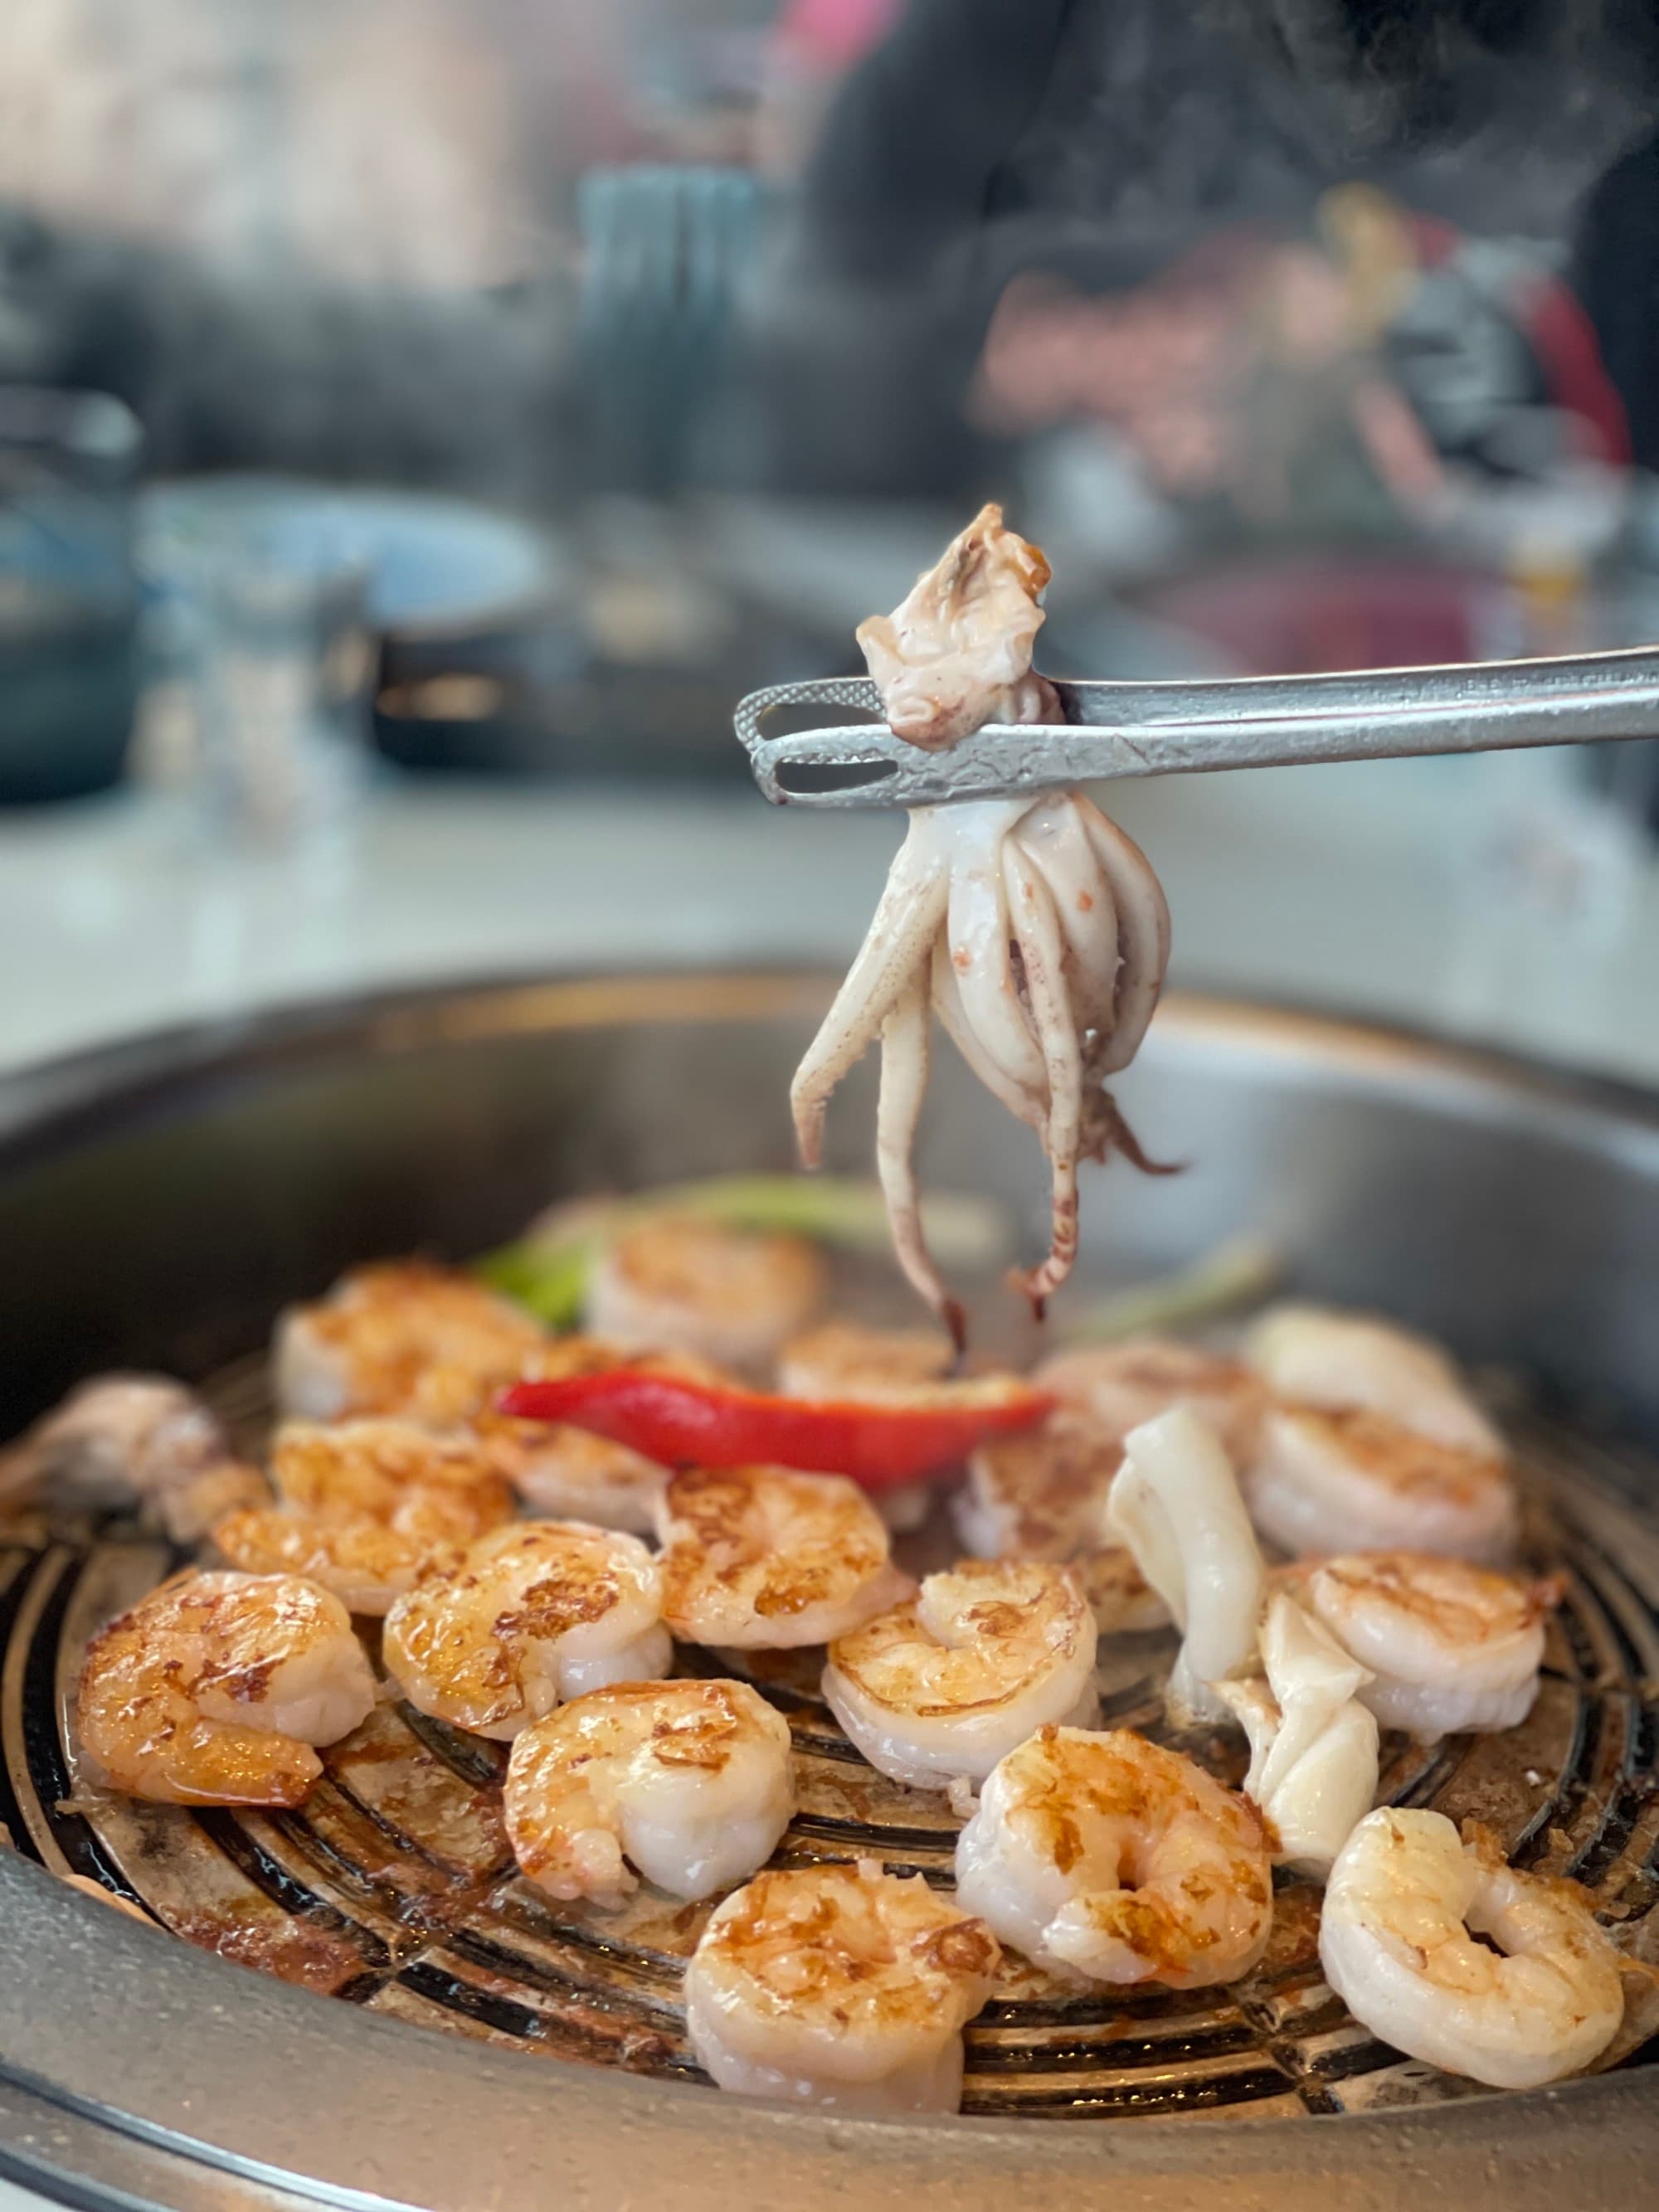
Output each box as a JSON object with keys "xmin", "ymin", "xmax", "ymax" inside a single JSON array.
[
  {"xmin": 141, "ymin": 497, "xmax": 374, "ymax": 848},
  {"xmin": 0, "ymin": 386, "xmax": 143, "ymax": 805}
]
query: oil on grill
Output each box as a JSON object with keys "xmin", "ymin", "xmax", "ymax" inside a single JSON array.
[{"xmin": 5, "ymin": 1364, "xmax": 1659, "ymax": 2124}]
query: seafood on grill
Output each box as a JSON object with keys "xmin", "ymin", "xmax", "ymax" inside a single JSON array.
[
  {"xmin": 653, "ymin": 1464, "xmax": 912, "ymax": 1650},
  {"xmin": 821, "ymin": 1558, "xmax": 1098, "ymax": 1790},
  {"xmin": 1036, "ymin": 1337, "xmax": 1267, "ymax": 1466},
  {"xmin": 503, "ymin": 1678, "xmax": 795, "ymax": 1907},
  {"xmin": 1105, "ymin": 1406, "xmax": 1265, "ymax": 1723},
  {"xmin": 35, "ymin": 1214, "xmax": 1622, "ymax": 2122},
  {"xmin": 1295, "ymin": 1551, "xmax": 1551, "ymax": 1741},
  {"xmin": 684, "ymin": 1859, "xmax": 1000, "ymax": 2112},
  {"xmin": 955, "ymin": 1406, "xmax": 1124, "ymax": 1561},
  {"xmin": 1320, "ymin": 1809, "xmax": 1624, "ymax": 2088},
  {"xmin": 0, "ymin": 1375, "xmax": 265, "ymax": 1544},
  {"xmin": 586, "ymin": 1218, "xmax": 824, "ymax": 1373},
  {"xmin": 382, "ymin": 1522, "xmax": 671, "ymax": 1740},
  {"xmin": 1069, "ymin": 1544, "xmax": 1171, "ymax": 1635},
  {"xmin": 791, "ymin": 509, "xmax": 1171, "ymax": 1333},
  {"xmin": 75, "ymin": 1569, "xmax": 376, "ymax": 1806},
  {"xmin": 482, "ymin": 1336, "xmax": 732, "ymax": 1534},
  {"xmin": 1244, "ymin": 1403, "xmax": 1517, "ymax": 1563},
  {"xmin": 955, "ymin": 1725, "xmax": 1272, "ymax": 1988},
  {"xmin": 1243, "ymin": 1303, "xmax": 1503, "ymax": 1456},
  {"xmin": 776, "ymin": 1320, "xmax": 957, "ymax": 1403},
  {"xmin": 274, "ymin": 1261, "xmax": 543, "ymax": 1426},
  {"xmin": 776, "ymin": 1319, "xmax": 957, "ymax": 1530},
  {"xmin": 212, "ymin": 1418, "xmax": 515, "ymax": 1614},
  {"xmin": 1217, "ymin": 1591, "xmax": 1379, "ymax": 1878},
  {"xmin": 954, "ymin": 1405, "xmax": 1170, "ymax": 1636},
  {"xmin": 484, "ymin": 1418, "xmax": 668, "ymax": 1534}
]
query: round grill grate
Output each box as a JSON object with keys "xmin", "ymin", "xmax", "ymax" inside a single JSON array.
[{"xmin": 5, "ymin": 1364, "xmax": 1658, "ymax": 2123}]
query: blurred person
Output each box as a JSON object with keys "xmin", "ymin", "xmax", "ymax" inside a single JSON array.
[
  {"xmin": 757, "ymin": 0, "xmax": 1659, "ymax": 513},
  {"xmin": 756, "ymin": 0, "xmax": 905, "ymax": 178}
]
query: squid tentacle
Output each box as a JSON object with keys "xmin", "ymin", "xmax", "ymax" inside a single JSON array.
[
  {"xmin": 791, "ymin": 785, "xmax": 1171, "ymax": 1331},
  {"xmin": 1004, "ymin": 843, "xmax": 1084, "ymax": 1308},
  {"xmin": 1019, "ymin": 795, "xmax": 1123, "ymax": 1038},
  {"xmin": 929, "ymin": 938, "xmax": 1046, "ymax": 1137},
  {"xmin": 939, "ymin": 804, "xmax": 1049, "ymax": 1104},
  {"xmin": 1078, "ymin": 800, "xmax": 1171, "ymax": 1077},
  {"xmin": 875, "ymin": 970, "xmax": 965, "ymax": 1349},
  {"xmin": 790, "ymin": 840, "xmax": 949, "ymax": 1166}
]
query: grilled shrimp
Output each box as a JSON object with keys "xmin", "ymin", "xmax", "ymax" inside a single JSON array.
[
  {"xmin": 654, "ymin": 1466, "xmax": 912, "ymax": 1650},
  {"xmin": 382, "ymin": 1523, "xmax": 671, "ymax": 1740},
  {"xmin": 1244, "ymin": 1405, "xmax": 1517, "ymax": 1562},
  {"xmin": 776, "ymin": 1320, "xmax": 956, "ymax": 1399},
  {"xmin": 822, "ymin": 1559, "xmax": 1098, "ymax": 1790},
  {"xmin": 503, "ymin": 1678, "xmax": 795, "ymax": 1907},
  {"xmin": 956, "ymin": 1407, "xmax": 1123, "ymax": 1560},
  {"xmin": 684, "ymin": 1860, "xmax": 1000, "ymax": 2112},
  {"xmin": 0, "ymin": 1375, "xmax": 264, "ymax": 1543},
  {"xmin": 1218, "ymin": 1592, "xmax": 1378, "ymax": 1878},
  {"xmin": 955, "ymin": 1726, "xmax": 1272, "ymax": 1987},
  {"xmin": 777, "ymin": 1320, "xmax": 956, "ymax": 1532},
  {"xmin": 213, "ymin": 1420, "xmax": 514, "ymax": 1615},
  {"xmin": 585, "ymin": 1218, "xmax": 824, "ymax": 1373},
  {"xmin": 1036, "ymin": 1338, "xmax": 1267, "ymax": 1465},
  {"xmin": 1105, "ymin": 1407, "xmax": 1265, "ymax": 1723},
  {"xmin": 75, "ymin": 1570, "xmax": 376, "ymax": 1806},
  {"xmin": 1071, "ymin": 1545, "xmax": 1171, "ymax": 1634},
  {"xmin": 1243, "ymin": 1304, "xmax": 1502, "ymax": 1456},
  {"xmin": 1320, "ymin": 1810, "xmax": 1624, "ymax": 2088},
  {"xmin": 1299, "ymin": 1552, "xmax": 1550, "ymax": 1740},
  {"xmin": 489, "ymin": 1420, "xmax": 667, "ymax": 1534},
  {"xmin": 275, "ymin": 1262, "xmax": 542, "ymax": 1425},
  {"xmin": 478, "ymin": 1338, "xmax": 724, "ymax": 1534}
]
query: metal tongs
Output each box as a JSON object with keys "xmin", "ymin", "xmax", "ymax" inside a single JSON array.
[{"xmin": 734, "ymin": 647, "xmax": 1659, "ymax": 809}]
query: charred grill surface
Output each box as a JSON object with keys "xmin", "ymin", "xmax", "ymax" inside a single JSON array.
[{"xmin": 7, "ymin": 1358, "xmax": 1657, "ymax": 2122}]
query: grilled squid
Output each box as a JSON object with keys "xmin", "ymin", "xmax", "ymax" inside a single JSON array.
[
  {"xmin": 1218, "ymin": 1591, "xmax": 1379, "ymax": 1879},
  {"xmin": 1105, "ymin": 1406, "xmax": 1265, "ymax": 1725},
  {"xmin": 791, "ymin": 507, "xmax": 1172, "ymax": 1334}
]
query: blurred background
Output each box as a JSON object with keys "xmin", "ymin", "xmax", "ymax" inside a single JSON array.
[{"xmin": 0, "ymin": 0, "xmax": 1655, "ymax": 1081}]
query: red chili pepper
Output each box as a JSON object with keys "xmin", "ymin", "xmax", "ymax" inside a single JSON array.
[{"xmin": 497, "ymin": 1369, "xmax": 1052, "ymax": 1490}]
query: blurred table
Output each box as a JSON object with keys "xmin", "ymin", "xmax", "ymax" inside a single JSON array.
[{"xmin": 0, "ymin": 759, "xmax": 1655, "ymax": 1086}]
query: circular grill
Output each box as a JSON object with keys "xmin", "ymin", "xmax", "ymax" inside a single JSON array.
[{"xmin": 5, "ymin": 1369, "xmax": 1658, "ymax": 2124}]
